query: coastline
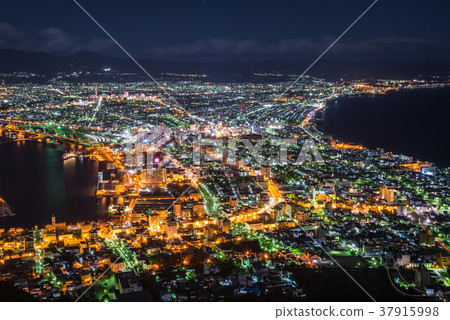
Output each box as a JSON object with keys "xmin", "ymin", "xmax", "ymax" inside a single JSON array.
[
  {"xmin": 311, "ymin": 86, "xmax": 450, "ymax": 168},
  {"xmin": 0, "ymin": 140, "xmax": 104, "ymax": 229}
]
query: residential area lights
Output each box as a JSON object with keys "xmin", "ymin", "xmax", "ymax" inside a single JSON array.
[{"xmin": 0, "ymin": 73, "xmax": 449, "ymax": 301}]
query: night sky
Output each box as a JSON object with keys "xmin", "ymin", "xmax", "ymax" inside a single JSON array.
[{"xmin": 0, "ymin": 0, "xmax": 449, "ymax": 61}]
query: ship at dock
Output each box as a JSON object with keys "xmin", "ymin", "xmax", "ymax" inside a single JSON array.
[{"xmin": 62, "ymin": 150, "xmax": 86, "ymax": 161}]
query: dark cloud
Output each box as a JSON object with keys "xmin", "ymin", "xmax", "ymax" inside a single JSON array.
[
  {"xmin": 0, "ymin": 22, "xmax": 23, "ymax": 47},
  {"xmin": 0, "ymin": 21, "xmax": 445, "ymax": 61},
  {"xmin": 333, "ymin": 37, "xmax": 439, "ymax": 54},
  {"xmin": 146, "ymin": 36, "xmax": 444, "ymax": 60},
  {"xmin": 0, "ymin": 22, "xmax": 115, "ymax": 55}
]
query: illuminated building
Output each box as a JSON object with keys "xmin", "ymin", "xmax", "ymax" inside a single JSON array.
[
  {"xmin": 415, "ymin": 265, "xmax": 431, "ymax": 288},
  {"xmin": 165, "ymin": 216, "xmax": 178, "ymax": 238},
  {"xmin": 147, "ymin": 211, "xmax": 160, "ymax": 233},
  {"xmin": 397, "ymin": 205, "xmax": 407, "ymax": 216},
  {"xmin": 418, "ymin": 232, "xmax": 435, "ymax": 246},
  {"xmin": 25, "ymin": 237, "xmax": 34, "ymax": 251},
  {"xmin": 114, "ymin": 271, "xmax": 143, "ymax": 294},
  {"xmin": 111, "ymin": 262, "xmax": 126, "ymax": 273},
  {"xmin": 33, "ymin": 228, "xmax": 43, "ymax": 244},
  {"xmin": 362, "ymin": 241, "xmax": 383, "ymax": 257},
  {"xmin": 437, "ymin": 254, "xmax": 450, "ymax": 269},
  {"xmin": 380, "ymin": 186, "xmax": 395, "ymax": 203},
  {"xmin": 80, "ymin": 270, "xmax": 93, "ymax": 287},
  {"xmin": 134, "ymin": 191, "xmax": 175, "ymax": 215},
  {"xmin": 282, "ymin": 203, "xmax": 292, "ymax": 216},
  {"xmin": 247, "ymin": 221, "xmax": 263, "ymax": 231},
  {"xmin": 98, "ymin": 169, "xmax": 120, "ymax": 193},
  {"xmin": 420, "ymin": 166, "xmax": 435, "ymax": 175},
  {"xmin": 204, "ymin": 225, "xmax": 215, "ymax": 239},
  {"xmin": 173, "ymin": 201, "xmax": 182, "ymax": 217},
  {"xmin": 296, "ymin": 211, "xmax": 309, "ymax": 223},
  {"xmin": 190, "ymin": 192, "xmax": 201, "ymax": 201},
  {"xmin": 145, "ymin": 168, "xmax": 167, "ymax": 186},
  {"xmin": 260, "ymin": 165, "xmax": 271, "ymax": 178},
  {"xmin": 229, "ymin": 197, "xmax": 237, "ymax": 208},
  {"xmin": 192, "ymin": 203, "xmax": 205, "ymax": 218},
  {"xmin": 50, "ymin": 216, "xmax": 66, "ymax": 234},
  {"xmin": 314, "ymin": 226, "xmax": 326, "ymax": 243},
  {"xmin": 400, "ymin": 162, "xmax": 432, "ymax": 172},
  {"xmin": 315, "ymin": 193, "xmax": 331, "ymax": 203},
  {"xmin": 218, "ymin": 217, "xmax": 231, "ymax": 232},
  {"xmin": 270, "ymin": 206, "xmax": 283, "ymax": 221},
  {"xmin": 81, "ymin": 223, "xmax": 92, "ymax": 239}
]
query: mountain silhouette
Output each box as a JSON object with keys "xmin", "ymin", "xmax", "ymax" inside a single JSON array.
[{"xmin": 0, "ymin": 49, "xmax": 449, "ymax": 79}]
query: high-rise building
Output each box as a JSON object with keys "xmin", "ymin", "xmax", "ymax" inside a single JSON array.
[
  {"xmin": 282, "ymin": 203, "xmax": 292, "ymax": 217},
  {"xmin": 165, "ymin": 216, "xmax": 178, "ymax": 238},
  {"xmin": 270, "ymin": 206, "xmax": 283, "ymax": 221},
  {"xmin": 419, "ymin": 232, "xmax": 435, "ymax": 246},
  {"xmin": 315, "ymin": 226, "xmax": 327, "ymax": 243},
  {"xmin": 222, "ymin": 218, "xmax": 231, "ymax": 233},
  {"xmin": 204, "ymin": 225, "xmax": 215, "ymax": 239},
  {"xmin": 397, "ymin": 205, "xmax": 407, "ymax": 216},
  {"xmin": 145, "ymin": 168, "xmax": 167, "ymax": 186},
  {"xmin": 173, "ymin": 202, "xmax": 182, "ymax": 217},
  {"xmin": 296, "ymin": 211, "xmax": 310, "ymax": 223},
  {"xmin": 415, "ymin": 265, "xmax": 431, "ymax": 287},
  {"xmin": 147, "ymin": 211, "xmax": 160, "ymax": 234},
  {"xmin": 229, "ymin": 197, "xmax": 238, "ymax": 208},
  {"xmin": 261, "ymin": 165, "xmax": 271, "ymax": 178},
  {"xmin": 192, "ymin": 203, "xmax": 205, "ymax": 218},
  {"xmin": 380, "ymin": 186, "xmax": 395, "ymax": 203},
  {"xmin": 25, "ymin": 237, "xmax": 34, "ymax": 251}
]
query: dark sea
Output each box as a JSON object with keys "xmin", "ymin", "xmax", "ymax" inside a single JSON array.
[
  {"xmin": 323, "ymin": 87, "xmax": 450, "ymax": 167},
  {"xmin": 0, "ymin": 141, "xmax": 111, "ymax": 228}
]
